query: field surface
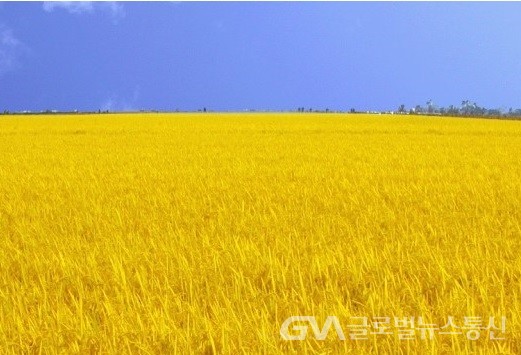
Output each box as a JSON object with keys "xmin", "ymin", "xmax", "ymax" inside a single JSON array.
[{"xmin": 0, "ymin": 113, "xmax": 520, "ymax": 353}]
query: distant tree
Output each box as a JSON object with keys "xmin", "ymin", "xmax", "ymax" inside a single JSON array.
[
  {"xmin": 203, "ymin": 107, "xmax": 207, "ymax": 112},
  {"xmin": 461, "ymin": 100, "xmax": 470, "ymax": 115},
  {"xmin": 487, "ymin": 108, "xmax": 501, "ymax": 116},
  {"xmin": 427, "ymin": 99, "xmax": 434, "ymax": 113},
  {"xmin": 350, "ymin": 108, "xmax": 356, "ymax": 113}
]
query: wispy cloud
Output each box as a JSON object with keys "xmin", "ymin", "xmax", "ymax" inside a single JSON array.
[
  {"xmin": 0, "ymin": 25, "xmax": 27, "ymax": 76},
  {"xmin": 101, "ymin": 87, "xmax": 141, "ymax": 112},
  {"xmin": 101, "ymin": 97, "xmax": 135, "ymax": 112},
  {"xmin": 43, "ymin": 1, "xmax": 94, "ymax": 14},
  {"xmin": 102, "ymin": 2, "xmax": 125, "ymax": 22},
  {"xmin": 43, "ymin": 2, "xmax": 125, "ymax": 23}
]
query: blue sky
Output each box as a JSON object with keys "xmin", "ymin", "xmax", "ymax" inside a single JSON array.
[{"xmin": 1, "ymin": 1, "xmax": 521, "ymax": 112}]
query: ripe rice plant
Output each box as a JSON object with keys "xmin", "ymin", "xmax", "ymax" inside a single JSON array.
[{"xmin": 0, "ymin": 113, "xmax": 520, "ymax": 353}]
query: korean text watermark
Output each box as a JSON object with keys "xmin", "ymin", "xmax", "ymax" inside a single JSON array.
[{"xmin": 280, "ymin": 316, "xmax": 507, "ymax": 341}]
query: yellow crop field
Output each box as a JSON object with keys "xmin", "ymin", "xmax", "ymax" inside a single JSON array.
[{"xmin": 0, "ymin": 113, "xmax": 520, "ymax": 353}]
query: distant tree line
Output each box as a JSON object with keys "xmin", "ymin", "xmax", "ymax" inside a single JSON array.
[
  {"xmin": 397, "ymin": 100, "xmax": 521, "ymax": 118},
  {"xmin": 293, "ymin": 100, "xmax": 521, "ymax": 119},
  {"xmin": 3, "ymin": 100, "xmax": 521, "ymax": 118},
  {"xmin": 296, "ymin": 107, "xmax": 341, "ymax": 113}
]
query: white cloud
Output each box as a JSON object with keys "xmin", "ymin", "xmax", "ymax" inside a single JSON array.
[
  {"xmin": 101, "ymin": 98, "xmax": 116, "ymax": 112},
  {"xmin": 0, "ymin": 25, "xmax": 26, "ymax": 76},
  {"xmin": 101, "ymin": 97, "xmax": 136, "ymax": 112},
  {"xmin": 1, "ymin": 28, "xmax": 20, "ymax": 47},
  {"xmin": 43, "ymin": 2, "xmax": 94, "ymax": 14},
  {"xmin": 102, "ymin": 2, "xmax": 125, "ymax": 21},
  {"xmin": 101, "ymin": 88, "xmax": 140, "ymax": 112},
  {"xmin": 43, "ymin": 2, "xmax": 125, "ymax": 23}
]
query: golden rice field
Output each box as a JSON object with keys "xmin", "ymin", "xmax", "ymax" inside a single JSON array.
[{"xmin": 1, "ymin": 113, "xmax": 520, "ymax": 354}]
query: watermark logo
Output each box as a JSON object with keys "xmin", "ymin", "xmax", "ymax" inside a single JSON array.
[
  {"xmin": 280, "ymin": 316, "xmax": 507, "ymax": 341},
  {"xmin": 280, "ymin": 316, "xmax": 345, "ymax": 341}
]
